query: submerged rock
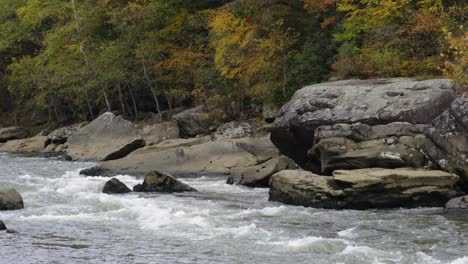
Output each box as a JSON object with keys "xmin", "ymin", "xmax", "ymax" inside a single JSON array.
[
  {"xmin": 0, "ymin": 189, "xmax": 24, "ymax": 210},
  {"xmin": 67, "ymin": 112, "xmax": 144, "ymax": 161},
  {"xmin": 0, "ymin": 220, "xmax": 6, "ymax": 231},
  {"xmin": 102, "ymin": 178, "xmax": 132, "ymax": 194},
  {"xmin": 0, "ymin": 126, "xmax": 28, "ymax": 143},
  {"xmin": 141, "ymin": 171, "xmax": 196, "ymax": 193},
  {"xmin": 270, "ymin": 78, "xmax": 455, "ymax": 172},
  {"xmin": 6, "ymin": 229, "xmax": 18, "ymax": 234},
  {"xmin": 269, "ymin": 168, "xmax": 459, "ymax": 209},
  {"xmin": 227, "ymin": 156, "xmax": 296, "ymax": 187},
  {"xmin": 445, "ymin": 196, "xmax": 468, "ymax": 210}
]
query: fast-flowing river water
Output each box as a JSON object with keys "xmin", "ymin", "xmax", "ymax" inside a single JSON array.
[{"xmin": 1, "ymin": 152, "xmax": 468, "ymax": 264}]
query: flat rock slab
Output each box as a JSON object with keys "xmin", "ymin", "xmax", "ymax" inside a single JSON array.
[
  {"xmin": 269, "ymin": 168, "xmax": 460, "ymax": 209},
  {"xmin": 0, "ymin": 189, "xmax": 24, "ymax": 210},
  {"xmin": 67, "ymin": 112, "xmax": 144, "ymax": 161},
  {"xmin": 0, "ymin": 136, "xmax": 49, "ymax": 153},
  {"xmin": 82, "ymin": 137, "xmax": 278, "ymax": 177}
]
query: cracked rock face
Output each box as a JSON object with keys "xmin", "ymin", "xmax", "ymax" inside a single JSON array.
[
  {"xmin": 270, "ymin": 78, "xmax": 456, "ymax": 171},
  {"xmin": 269, "ymin": 168, "xmax": 460, "ymax": 209}
]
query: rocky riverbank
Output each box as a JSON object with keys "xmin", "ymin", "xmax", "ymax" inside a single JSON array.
[{"xmin": 1, "ymin": 78, "xmax": 467, "ymax": 210}]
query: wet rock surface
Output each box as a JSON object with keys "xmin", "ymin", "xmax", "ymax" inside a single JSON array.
[{"xmin": 102, "ymin": 178, "xmax": 132, "ymax": 194}]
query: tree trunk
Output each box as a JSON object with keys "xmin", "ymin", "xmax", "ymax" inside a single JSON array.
[
  {"xmin": 127, "ymin": 84, "xmax": 138, "ymax": 122},
  {"xmin": 141, "ymin": 58, "xmax": 161, "ymax": 114},
  {"xmin": 101, "ymin": 85, "xmax": 112, "ymax": 112},
  {"xmin": 117, "ymin": 83, "xmax": 126, "ymax": 115}
]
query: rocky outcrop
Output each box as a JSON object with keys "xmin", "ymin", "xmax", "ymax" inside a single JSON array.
[
  {"xmin": 139, "ymin": 170, "xmax": 196, "ymax": 192},
  {"xmin": 227, "ymin": 156, "xmax": 296, "ymax": 187},
  {"xmin": 0, "ymin": 220, "xmax": 6, "ymax": 231},
  {"xmin": 269, "ymin": 168, "xmax": 460, "ymax": 209},
  {"xmin": 422, "ymin": 96, "xmax": 468, "ymax": 190},
  {"xmin": 0, "ymin": 136, "xmax": 49, "ymax": 153},
  {"xmin": 102, "ymin": 178, "xmax": 132, "ymax": 194},
  {"xmin": 212, "ymin": 121, "xmax": 254, "ymax": 141},
  {"xmin": 81, "ymin": 136, "xmax": 278, "ymax": 177},
  {"xmin": 173, "ymin": 106, "xmax": 217, "ymax": 137},
  {"xmin": 0, "ymin": 189, "xmax": 24, "ymax": 210},
  {"xmin": 445, "ymin": 196, "xmax": 468, "ymax": 210},
  {"xmin": 270, "ymin": 78, "xmax": 455, "ymax": 172},
  {"xmin": 137, "ymin": 121, "xmax": 179, "ymax": 146},
  {"xmin": 0, "ymin": 127, "xmax": 28, "ymax": 143},
  {"xmin": 48, "ymin": 122, "xmax": 88, "ymax": 144},
  {"xmin": 67, "ymin": 112, "xmax": 144, "ymax": 161}
]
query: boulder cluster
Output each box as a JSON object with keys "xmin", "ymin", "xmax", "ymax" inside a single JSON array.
[{"xmin": 269, "ymin": 78, "xmax": 468, "ymax": 209}]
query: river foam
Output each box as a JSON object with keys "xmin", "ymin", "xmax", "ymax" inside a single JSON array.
[{"xmin": 1, "ymin": 153, "xmax": 468, "ymax": 264}]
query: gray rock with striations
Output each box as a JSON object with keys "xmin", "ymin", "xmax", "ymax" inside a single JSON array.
[
  {"xmin": 269, "ymin": 168, "xmax": 460, "ymax": 209},
  {"xmin": 0, "ymin": 189, "xmax": 24, "ymax": 210},
  {"xmin": 141, "ymin": 170, "xmax": 196, "ymax": 193},
  {"xmin": 67, "ymin": 112, "xmax": 144, "ymax": 161},
  {"xmin": 270, "ymin": 78, "xmax": 455, "ymax": 171}
]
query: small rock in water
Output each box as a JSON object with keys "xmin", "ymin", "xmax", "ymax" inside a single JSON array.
[
  {"xmin": 102, "ymin": 178, "xmax": 132, "ymax": 194},
  {"xmin": 446, "ymin": 196, "xmax": 468, "ymax": 210},
  {"xmin": 141, "ymin": 170, "xmax": 197, "ymax": 193},
  {"xmin": 6, "ymin": 229, "xmax": 18, "ymax": 234},
  {"xmin": 133, "ymin": 184, "xmax": 143, "ymax": 192},
  {"xmin": 0, "ymin": 189, "xmax": 24, "ymax": 210},
  {"xmin": 0, "ymin": 220, "xmax": 6, "ymax": 230}
]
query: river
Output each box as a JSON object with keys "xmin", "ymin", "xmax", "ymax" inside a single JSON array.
[{"xmin": 1, "ymin": 152, "xmax": 467, "ymax": 264}]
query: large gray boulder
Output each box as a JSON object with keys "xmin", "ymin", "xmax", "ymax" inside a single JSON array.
[
  {"xmin": 140, "ymin": 170, "xmax": 196, "ymax": 192},
  {"xmin": 0, "ymin": 127, "xmax": 28, "ymax": 143},
  {"xmin": 67, "ymin": 112, "xmax": 144, "ymax": 161},
  {"xmin": 269, "ymin": 168, "xmax": 460, "ymax": 209},
  {"xmin": 0, "ymin": 136, "xmax": 49, "ymax": 153},
  {"xmin": 48, "ymin": 122, "xmax": 88, "ymax": 144},
  {"xmin": 0, "ymin": 189, "xmax": 24, "ymax": 210},
  {"xmin": 173, "ymin": 106, "xmax": 217, "ymax": 137},
  {"xmin": 81, "ymin": 137, "xmax": 278, "ymax": 177},
  {"xmin": 270, "ymin": 78, "xmax": 456, "ymax": 172},
  {"xmin": 227, "ymin": 156, "xmax": 296, "ymax": 187}
]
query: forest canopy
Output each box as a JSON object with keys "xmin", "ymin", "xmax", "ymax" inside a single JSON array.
[{"xmin": 0, "ymin": 0, "xmax": 466, "ymax": 125}]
